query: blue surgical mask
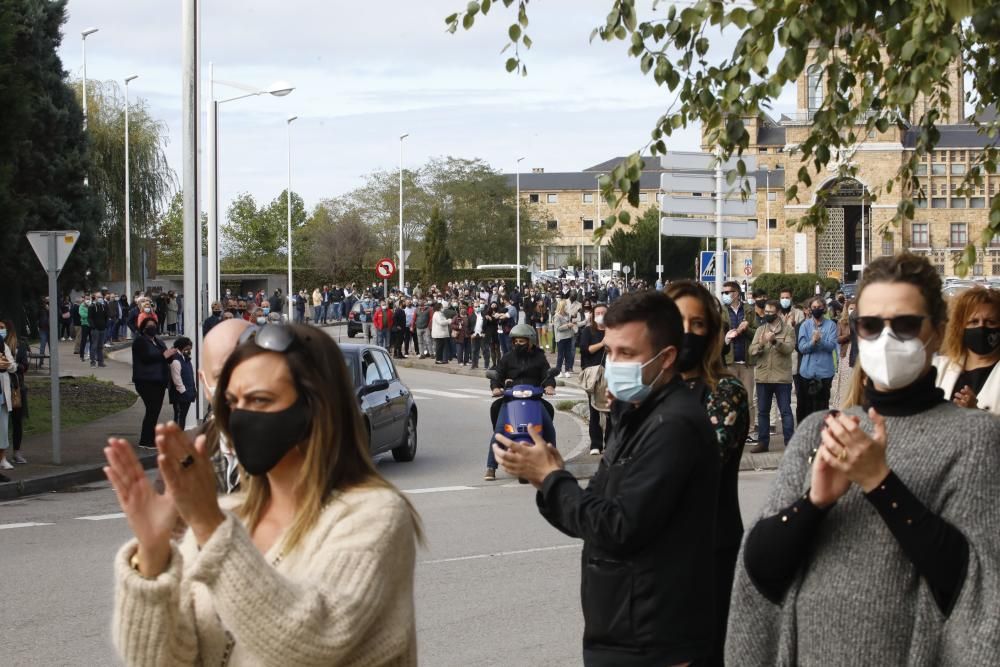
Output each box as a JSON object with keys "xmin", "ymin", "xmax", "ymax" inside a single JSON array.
[
  {"xmin": 605, "ymin": 349, "xmax": 667, "ymax": 403},
  {"xmin": 722, "ymin": 293, "xmax": 733, "ymax": 306},
  {"xmin": 0, "ymin": 330, "xmax": 6, "ymax": 340},
  {"xmin": 262, "ymin": 307, "xmax": 270, "ymax": 315},
  {"xmin": 780, "ymin": 298, "xmax": 792, "ymax": 309}
]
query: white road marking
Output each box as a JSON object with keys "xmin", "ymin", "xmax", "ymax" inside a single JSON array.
[
  {"xmin": 421, "ymin": 543, "xmax": 579, "ymax": 565},
  {"xmin": 0, "ymin": 522, "xmax": 54, "ymax": 530},
  {"xmin": 448, "ymin": 387, "xmax": 495, "ymax": 396},
  {"xmin": 75, "ymin": 513, "xmax": 125, "ymax": 521},
  {"xmin": 404, "ymin": 485, "xmax": 476, "ymax": 495},
  {"xmin": 409, "ymin": 388, "xmax": 480, "ymax": 399}
]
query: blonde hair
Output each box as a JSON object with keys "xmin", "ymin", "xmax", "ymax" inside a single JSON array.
[
  {"xmin": 940, "ymin": 286, "xmax": 1000, "ymax": 364},
  {"xmin": 216, "ymin": 325, "xmax": 423, "ymax": 554}
]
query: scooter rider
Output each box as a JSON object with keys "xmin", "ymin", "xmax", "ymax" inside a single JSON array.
[{"xmin": 485, "ymin": 323, "xmax": 556, "ymax": 481}]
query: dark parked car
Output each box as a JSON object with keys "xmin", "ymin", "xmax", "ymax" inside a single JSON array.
[
  {"xmin": 346, "ymin": 301, "xmax": 368, "ymax": 339},
  {"xmin": 340, "ymin": 343, "xmax": 417, "ymax": 462}
]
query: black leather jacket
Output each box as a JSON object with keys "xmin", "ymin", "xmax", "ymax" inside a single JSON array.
[{"xmin": 491, "ymin": 346, "xmax": 555, "ymax": 390}]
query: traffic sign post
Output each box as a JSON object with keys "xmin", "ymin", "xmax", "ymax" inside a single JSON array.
[
  {"xmin": 26, "ymin": 231, "xmax": 80, "ymax": 464},
  {"xmin": 744, "ymin": 258, "xmax": 753, "ymax": 277},
  {"xmin": 376, "ymin": 258, "xmax": 396, "ymax": 301},
  {"xmin": 699, "ymin": 251, "xmax": 728, "ymax": 283}
]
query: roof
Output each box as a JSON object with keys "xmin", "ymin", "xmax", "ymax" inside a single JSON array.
[
  {"xmin": 504, "ymin": 171, "xmax": 662, "ymax": 191},
  {"xmin": 757, "ymin": 126, "xmax": 787, "ymax": 145},
  {"xmin": 902, "ymin": 124, "xmax": 997, "ymax": 149}
]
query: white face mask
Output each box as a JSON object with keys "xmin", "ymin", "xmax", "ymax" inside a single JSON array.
[
  {"xmin": 858, "ymin": 328, "xmax": 929, "ymax": 390},
  {"xmin": 594, "ymin": 315, "xmax": 605, "ymax": 326}
]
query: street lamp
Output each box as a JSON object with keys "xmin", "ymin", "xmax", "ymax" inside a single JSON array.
[
  {"xmin": 124, "ymin": 74, "xmax": 138, "ymax": 303},
  {"xmin": 81, "ymin": 27, "xmax": 99, "ymax": 186},
  {"xmin": 399, "ymin": 133, "xmax": 409, "ymax": 294},
  {"xmin": 595, "ymin": 176, "xmax": 602, "ymax": 273},
  {"xmin": 286, "ymin": 115, "xmax": 298, "ymax": 317},
  {"xmin": 516, "ymin": 156, "xmax": 525, "ymax": 289},
  {"xmin": 207, "ymin": 63, "xmax": 294, "ymax": 305},
  {"xmin": 765, "ymin": 166, "xmax": 771, "ymax": 273}
]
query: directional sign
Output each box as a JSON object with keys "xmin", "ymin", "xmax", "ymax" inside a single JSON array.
[
  {"xmin": 700, "ymin": 251, "xmax": 728, "ymax": 281},
  {"xmin": 744, "ymin": 258, "xmax": 753, "ymax": 277},
  {"xmin": 661, "ymin": 151, "xmax": 746, "ymax": 172},
  {"xmin": 660, "ymin": 194, "xmax": 756, "ymax": 217},
  {"xmin": 27, "ymin": 231, "xmax": 79, "ymax": 272},
  {"xmin": 376, "ymin": 258, "xmax": 396, "ymax": 279},
  {"xmin": 660, "ymin": 171, "xmax": 756, "ymax": 197},
  {"xmin": 662, "ymin": 217, "xmax": 756, "ymax": 240}
]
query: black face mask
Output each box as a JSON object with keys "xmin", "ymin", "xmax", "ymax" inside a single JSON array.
[
  {"xmin": 212, "ymin": 310, "xmax": 222, "ymax": 316},
  {"xmin": 964, "ymin": 326, "xmax": 1000, "ymax": 357},
  {"xmin": 675, "ymin": 332, "xmax": 708, "ymax": 374},
  {"xmin": 513, "ymin": 343, "xmax": 530, "ymax": 356},
  {"xmin": 229, "ymin": 399, "xmax": 311, "ymax": 476},
  {"xmin": 811, "ymin": 308, "xmax": 826, "ymax": 320},
  {"xmin": 764, "ymin": 314, "xmax": 778, "ymax": 324},
  {"xmin": 755, "ymin": 299, "xmax": 766, "ymax": 309},
  {"xmin": 143, "ymin": 326, "xmax": 157, "ymax": 337}
]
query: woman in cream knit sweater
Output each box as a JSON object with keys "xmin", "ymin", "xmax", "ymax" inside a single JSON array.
[{"xmin": 104, "ymin": 323, "xmax": 422, "ymax": 666}]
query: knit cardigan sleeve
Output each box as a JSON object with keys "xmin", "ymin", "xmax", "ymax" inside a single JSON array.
[{"xmin": 113, "ymin": 489, "xmax": 417, "ymax": 667}]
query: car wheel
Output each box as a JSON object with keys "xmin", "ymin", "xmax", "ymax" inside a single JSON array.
[{"xmin": 392, "ymin": 412, "xmax": 417, "ymax": 462}]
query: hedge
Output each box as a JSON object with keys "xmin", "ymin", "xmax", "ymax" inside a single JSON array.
[{"xmin": 748, "ymin": 273, "xmax": 841, "ymax": 306}]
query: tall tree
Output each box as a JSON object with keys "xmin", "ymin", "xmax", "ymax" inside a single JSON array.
[
  {"xmin": 154, "ymin": 191, "xmax": 206, "ymax": 275},
  {"xmin": 606, "ymin": 208, "xmax": 699, "ymax": 283},
  {"xmin": 73, "ymin": 79, "xmax": 176, "ymax": 283},
  {"xmin": 300, "ymin": 200, "xmax": 377, "ymax": 281},
  {"xmin": 423, "ymin": 206, "xmax": 452, "ymax": 285},
  {"xmin": 0, "ymin": 0, "xmax": 104, "ymax": 332},
  {"xmin": 448, "ymin": 0, "xmax": 1000, "ymax": 271}
]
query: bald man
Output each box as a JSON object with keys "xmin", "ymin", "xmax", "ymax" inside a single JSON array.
[{"xmin": 201, "ymin": 318, "xmax": 252, "ymax": 493}]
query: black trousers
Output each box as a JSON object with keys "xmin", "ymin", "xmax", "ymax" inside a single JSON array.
[
  {"xmin": 79, "ymin": 325, "xmax": 91, "ymax": 360},
  {"xmin": 135, "ymin": 381, "xmax": 166, "ymax": 447},
  {"xmin": 434, "ymin": 338, "xmax": 448, "ymax": 363},
  {"xmin": 403, "ymin": 329, "xmax": 412, "ymax": 355},
  {"xmin": 797, "ymin": 376, "xmax": 832, "ymax": 423},
  {"xmin": 11, "ymin": 407, "xmax": 24, "ymax": 450},
  {"xmin": 59, "ymin": 318, "xmax": 71, "ymax": 339},
  {"xmin": 470, "ymin": 336, "xmax": 483, "ymax": 368},
  {"xmin": 391, "ymin": 329, "xmax": 404, "ymax": 358},
  {"xmin": 588, "ymin": 403, "xmax": 607, "ymax": 452},
  {"xmin": 172, "ymin": 401, "xmax": 192, "ymax": 430}
]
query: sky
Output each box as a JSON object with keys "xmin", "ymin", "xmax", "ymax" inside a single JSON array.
[{"xmin": 57, "ymin": 0, "xmax": 799, "ymax": 213}]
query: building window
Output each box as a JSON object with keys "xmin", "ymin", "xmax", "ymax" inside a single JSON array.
[
  {"xmin": 582, "ymin": 193, "xmax": 594, "ymax": 203},
  {"xmin": 767, "ymin": 218, "xmax": 777, "ymax": 229},
  {"xmin": 867, "ymin": 130, "xmax": 877, "ymax": 139},
  {"xmin": 882, "ymin": 233, "xmax": 894, "ymax": 256},
  {"xmin": 971, "ymin": 197, "xmax": 986, "ymax": 209},
  {"xmin": 639, "ymin": 192, "xmax": 648, "ymax": 203},
  {"xmin": 914, "ymin": 198, "xmax": 928, "ymax": 209},
  {"xmin": 973, "ymin": 264, "xmax": 984, "ymax": 277},
  {"xmin": 990, "ymin": 234, "xmax": 1000, "ymax": 248},
  {"xmin": 759, "ymin": 147, "xmax": 769, "ymax": 153},
  {"xmin": 933, "ymin": 264, "xmax": 945, "ymax": 275},
  {"xmin": 951, "ymin": 198, "xmax": 967, "ymax": 209},
  {"xmin": 767, "ymin": 191, "xmax": 777, "ymax": 201},
  {"xmin": 911, "ymin": 223, "xmax": 929, "ymax": 247},
  {"xmin": 914, "ymin": 164, "xmax": 928, "ymax": 176},
  {"xmin": 951, "ymin": 163, "xmax": 967, "ymax": 176},
  {"xmin": 546, "ymin": 193, "xmax": 558, "ymax": 204},
  {"xmin": 582, "ymin": 218, "xmax": 594, "ymax": 231},
  {"xmin": 950, "ymin": 223, "xmax": 968, "ymax": 247},
  {"xmin": 807, "ymin": 65, "xmax": 823, "ymax": 111},
  {"xmin": 931, "ymin": 198, "xmax": 947, "ymax": 209},
  {"xmin": 529, "ymin": 194, "xmax": 539, "ymax": 203},
  {"xmin": 931, "ymin": 164, "xmax": 947, "ymax": 176},
  {"xmin": 546, "ymin": 220, "xmax": 558, "ymax": 231}
]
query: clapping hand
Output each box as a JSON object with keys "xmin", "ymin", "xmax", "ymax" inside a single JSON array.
[
  {"xmin": 818, "ymin": 409, "xmax": 890, "ymax": 493},
  {"xmin": 154, "ymin": 422, "xmax": 224, "ymax": 546},
  {"xmin": 492, "ymin": 428, "xmax": 564, "ymax": 487},
  {"xmin": 953, "ymin": 385, "xmax": 978, "ymax": 409}
]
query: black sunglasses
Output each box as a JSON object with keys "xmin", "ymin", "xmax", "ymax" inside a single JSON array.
[
  {"xmin": 853, "ymin": 315, "xmax": 926, "ymax": 341},
  {"xmin": 238, "ymin": 323, "xmax": 311, "ymax": 351}
]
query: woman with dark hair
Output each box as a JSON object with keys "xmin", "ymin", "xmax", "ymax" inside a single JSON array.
[
  {"xmin": 933, "ymin": 286, "xmax": 1000, "ymax": 412},
  {"xmin": 0, "ymin": 320, "xmax": 19, "ymax": 472},
  {"xmin": 3, "ymin": 320, "xmax": 30, "ymax": 465},
  {"xmin": 131, "ymin": 317, "xmax": 176, "ymax": 448},
  {"xmin": 578, "ymin": 303, "xmax": 609, "ymax": 455},
  {"xmin": 727, "ymin": 253, "xmax": 1000, "ymax": 665},
  {"xmin": 167, "ymin": 336, "xmax": 196, "ymax": 429},
  {"xmin": 106, "ymin": 324, "xmax": 422, "ymax": 665},
  {"xmin": 665, "ymin": 280, "xmax": 749, "ymax": 664}
]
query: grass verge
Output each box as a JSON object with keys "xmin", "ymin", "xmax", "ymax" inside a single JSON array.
[{"xmin": 20, "ymin": 375, "xmax": 137, "ymax": 437}]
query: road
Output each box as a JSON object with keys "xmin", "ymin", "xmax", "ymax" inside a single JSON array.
[{"xmin": 0, "ymin": 366, "xmax": 777, "ymax": 666}]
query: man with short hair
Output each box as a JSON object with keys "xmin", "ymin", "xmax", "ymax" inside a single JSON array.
[
  {"xmin": 494, "ymin": 290, "xmax": 719, "ymax": 665},
  {"xmin": 88, "ymin": 291, "xmax": 110, "ymax": 367},
  {"xmin": 722, "ymin": 280, "xmax": 758, "ymax": 442}
]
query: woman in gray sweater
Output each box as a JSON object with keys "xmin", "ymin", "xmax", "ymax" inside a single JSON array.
[{"xmin": 726, "ymin": 253, "xmax": 1000, "ymax": 665}]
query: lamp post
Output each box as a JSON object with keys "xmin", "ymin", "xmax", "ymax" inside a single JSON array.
[
  {"xmin": 399, "ymin": 133, "xmax": 409, "ymax": 293},
  {"xmin": 765, "ymin": 166, "xmax": 771, "ymax": 273},
  {"xmin": 207, "ymin": 67, "xmax": 294, "ymax": 305},
  {"xmin": 124, "ymin": 74, "xmax": 138, "ymax": 301},
  {"xmin": 595, "ymin": 176, "xmax": 602, "ymax": 273},
  {"xmin": 81, "ymin": 27, "xmax": 98, "ymax": 186},
  {"xmin": 516, "ymin": 156, "xmax": 525, "ymax": 288},
  {"xmin": 286, "ymin": 115, "xmax": 298, "ymax": 317}
]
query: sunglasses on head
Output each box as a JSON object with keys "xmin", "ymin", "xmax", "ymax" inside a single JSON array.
[
  {"xmin": 853, "ymin": 315, "xmax": 926, "ymax": 341},
  {"xmin": 238, "ymin": 323, "xmax": 311, "ymax": 352}
]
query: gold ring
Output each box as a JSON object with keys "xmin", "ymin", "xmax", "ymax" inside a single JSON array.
[{"xmin": 839, "ymin": 449, "xmax": 847, "ymax": 462}]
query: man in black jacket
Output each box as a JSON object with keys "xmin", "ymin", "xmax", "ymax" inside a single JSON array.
[
  {"xmin": 494, "ymin": 290, "xmax": 719, "ymax": 666},
  {"xmin": 88, "ymin": 292, "xmax": 110, "ymax": 367}
]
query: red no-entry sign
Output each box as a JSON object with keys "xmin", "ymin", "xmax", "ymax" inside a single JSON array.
[{"xmin": 376, "ymin": 258, "xmax": 396, "ymax": 280}]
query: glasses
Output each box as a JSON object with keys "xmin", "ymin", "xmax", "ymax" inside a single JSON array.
[
  {"xmin": 853, "ymin": 315, "xmax": 926, "ymax": 341},
  {"xmin": 238, "ymin": 323, "xmax": 311, "ymax": 352}
]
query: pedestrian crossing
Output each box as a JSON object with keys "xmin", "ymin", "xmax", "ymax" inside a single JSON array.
[{"xmin": 408, "ymin": 385, "xmax": 588, "ymax": 401}]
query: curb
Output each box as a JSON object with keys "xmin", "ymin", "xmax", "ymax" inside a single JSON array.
[{"xmin": 0, "ymin": 451, "xmax": 158, "ymax": 502}]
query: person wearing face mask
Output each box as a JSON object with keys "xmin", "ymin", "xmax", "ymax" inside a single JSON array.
[
  {"xmin": 78, "ymin": 295, "xmax": 93, "ymax": 362},
  {"xmin": 203, "ymin": 301, "xmax": 224, "ymax": 336},
  {"xmin": 468, "ymin": 301, "xmax": 485, "ymax": 369},
  {"xmin": 796, "ymin": 296, "xmax": 838, "ymax": 420},
  {"xmin": 748, "ymin": 300, "xmax": 796, "ymax": 454},
  {"xmin": 751, "ymin": 288, "xmax": 768, "ymax": 321},
  {"xmin": 667, "ymin": 280, "xmax": 749, "ymax": 663},
  {"xmin": 579, "ymin": 303, "xmax": 610, "ymax": 455},
  {"xmin": 484, "ymin": 323, "xmax": 556, "ymax": 481},
  {"xmin": 483, "ymin": 302, "xmax": 502, "ymax": 369},
  {"xmin": 105, "ymin": 324, "xmax": 423, "ymax": 665},
  {"xmin": 167, "ymin": 337, "xmax": 196, "ymax": 429},
  {"xmin": 431, "ymin": 303, "xmax": 452, "ymax": 365},
  {"xmin": 728, "ymin": 253, "xmax": 1000, "ymax": 665},
  {"xmin": 137, "ymin": 299, "xmax": 159, "ymax": 332},
  {"xmin": 830, "ymin": 299, "xmax": 857, "ymax": 409},
  {"xmin": 494, "ymin": 290, "xmax": 719, "ymax": 665},
  {"xmin": 87, "ymin": 291, "xmax": 110, "ymax": 367},
  {"xmin": 933, "ymin": 286, "xmax": 1000, "ymax": 413},
  {"xmin": 131, "ymin": 318, "xmax": 177, "ymax": 449},
  {"xmin": 0, "ymin": 320, "xmax": 18, "ymax": 472},
  {"xmin": 721, "ymin": 281, "xmax": 760, "ymax": 443}
]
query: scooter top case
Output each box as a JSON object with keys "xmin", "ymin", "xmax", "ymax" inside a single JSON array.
[{"xmin": 502, "ymin": 384, "xmax": 546, "ymax": 444}]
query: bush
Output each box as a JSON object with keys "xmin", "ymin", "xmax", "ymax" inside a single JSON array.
[{"xmin": 750, "ymin": 273, "xmax": 841, "ymax": 307}]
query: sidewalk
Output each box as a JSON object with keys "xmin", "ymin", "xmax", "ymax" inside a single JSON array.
[{"xmin": 0, "ymin": 338, "xmax": 171, "ymax": 500}]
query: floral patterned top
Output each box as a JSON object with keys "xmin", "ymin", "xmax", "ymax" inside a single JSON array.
[{"xmin": 689, "ymin": 375, "xmax": 750, "ymax": 464}]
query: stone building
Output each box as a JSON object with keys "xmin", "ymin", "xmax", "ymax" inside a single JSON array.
[{"xmin": 509, "ymin": 52, "xmax": 999, "ymax": 280}]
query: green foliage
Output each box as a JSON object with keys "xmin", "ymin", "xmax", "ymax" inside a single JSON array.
[
  {"xmin": 423, "ymin": 206, "xmax": 453, "ymax": 285},
  {"xmin": 606, "ymin": 207, "xmax": 699, "ymax": 282},
  {"xmin": 155, "ymin": 191, "xmax": 206, "ymax": 274},
  {"xmin": 0, "ymin": 0, "xmax": 104, "ymax": 333},
  {"xmin": 220, "ymin": 189, "xmax": 306, "ymax": 267},
  {"xmin": 449, "ymin": 0, "xmax": 1000, "ymax": 274},
  {"xmin": 751, "ymin": 272, "xmax": 841, "ymax": 306}
]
